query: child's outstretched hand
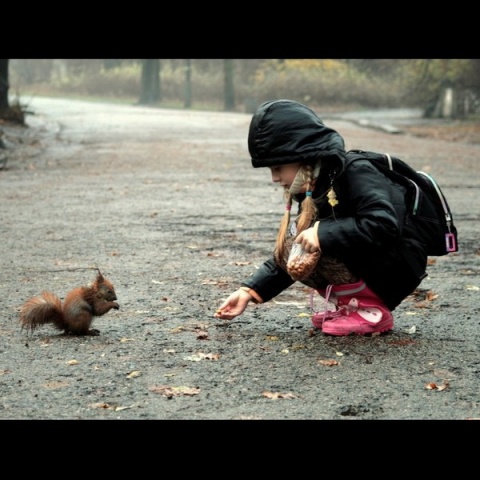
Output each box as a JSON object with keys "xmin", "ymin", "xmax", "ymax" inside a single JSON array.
[{"xmin": 214, "ymin": 288, "xmax": 252, "ymax": 320}]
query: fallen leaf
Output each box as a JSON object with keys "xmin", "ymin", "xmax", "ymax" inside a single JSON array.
[
  {"xmin": 202, "ymin": 353, "xmax": 220, "ymax": 360},
  {"xmin": 405, "ymin": 325, "xmax": 416, "ymax": 334},
  {"xmin": 318, "ymin": 359, "xmax": 339, "ymax": 366},
  {"xmin": 67, "ymin": 359, "xmax": 78, "ymax": 365},
  {"xmin": 466, "ymin": 285, "xmax": 479, "ymax": 291},
  {"xmin": 262, "ymin": 391, "xmax": 298, "ymax": 400},
  {"xmin": 184, "ymin": 352, "xmax": 220, "ymax": 361},
  {"xmin": 149, "ymin": 385, "xmax": 200, "ymax": 397},
  {"xmin": 265, "ymin": 335, "xmax": 279, "ymax": 341},
  {"xmin": 121, "ymin": 337, "xmax": 135, "ymax": 342},
  {"xmin": 425, "ymin": 291, "xmax": 438, "ymax": 301},
  {"xmin": 170, "ymin": 326, "xmax": 185, "ymax": 333},
  {"xmin": 127, "ymin": 370, "xmax": 142, "ymax": 379},
  {"xmin": 425, "ymin": 380, "xmax": 450, "ymax": 391}
]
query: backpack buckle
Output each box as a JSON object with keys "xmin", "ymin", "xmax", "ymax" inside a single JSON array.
[{"xmin": 445, "ymin": 233, "xmax": 457, "ymax": 252}]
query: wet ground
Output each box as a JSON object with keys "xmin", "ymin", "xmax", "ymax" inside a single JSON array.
[{"xmin": 0, "ymin": 98, "xmax": 479, "ymax": 420}]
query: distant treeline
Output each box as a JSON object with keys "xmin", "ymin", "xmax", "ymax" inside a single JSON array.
[{"xmin": 9, "ymin": 59, "xmax": 480, "ymax": 117}]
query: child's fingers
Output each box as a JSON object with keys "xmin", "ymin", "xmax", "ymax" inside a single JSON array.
[{"xmin": 214, "ymin": 309, "xmax": 233, "ymax": 320}]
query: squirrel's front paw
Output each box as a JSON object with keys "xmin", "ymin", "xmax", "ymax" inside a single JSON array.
[{"xmin": 112, "ymin": 302, "xmax": 120, "ymax": 310}]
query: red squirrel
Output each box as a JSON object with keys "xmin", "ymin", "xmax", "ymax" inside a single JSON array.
[{"xmin": 19, "ymin": 271, "xmax": 119, "ymax": 336}]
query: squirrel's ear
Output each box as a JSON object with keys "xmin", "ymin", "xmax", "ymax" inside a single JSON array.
[{"xmin": 96, "ymin": 270, "xmax": 104, "ymax": 282}]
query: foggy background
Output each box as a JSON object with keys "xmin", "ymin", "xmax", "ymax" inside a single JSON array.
[{"xmin": 6, "ymin": 59, "xmax": 480, "ymax": 119}]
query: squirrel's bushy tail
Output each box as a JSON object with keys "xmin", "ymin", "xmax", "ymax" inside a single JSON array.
[{"xmin": 19, "ymin": 291, "xmax": 65, "ymax": 333}]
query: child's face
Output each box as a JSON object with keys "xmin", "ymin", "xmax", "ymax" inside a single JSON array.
[{"xmin": 269, "ymin": 163, "xmax": 302, "ymax": 190}]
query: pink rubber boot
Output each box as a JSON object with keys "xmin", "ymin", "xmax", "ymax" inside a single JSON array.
[{"xmin": 311, "ymin": 280, "xmax": 393, "ymax": 336}]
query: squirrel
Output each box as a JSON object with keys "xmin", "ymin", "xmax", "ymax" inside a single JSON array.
[{"xmin": 19, "ymin": 270, "xmax": 119, "ymax": 336}]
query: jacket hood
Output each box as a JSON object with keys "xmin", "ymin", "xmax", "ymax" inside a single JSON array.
[{"xmin": 248, "ymin": 99, "xmax": 346, "ymax": 169}]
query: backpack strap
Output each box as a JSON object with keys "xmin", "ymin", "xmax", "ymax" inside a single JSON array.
[{"xmin": 346, "ymin": 150, "xmax": 428, "ymax": 282}]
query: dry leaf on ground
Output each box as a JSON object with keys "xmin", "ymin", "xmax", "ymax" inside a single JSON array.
[
  {"xmin": 262, "ymin": 391, "xmax": 298, "ymax": 400},
  {"xmin": 425, "ymin": 380, "xmax": 450, "ymax": 391},
  {"xmin": 149, "ymin": 385, "xmax": 201, "ymax": 397},
  {"xmin": 318, "ymin": 359, "xmax": 340, "ymax": 366}
]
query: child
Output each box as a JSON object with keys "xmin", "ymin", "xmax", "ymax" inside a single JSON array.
[{"xmin": 214, "ymin": 99, "xmax": 429, "ymax": 336}]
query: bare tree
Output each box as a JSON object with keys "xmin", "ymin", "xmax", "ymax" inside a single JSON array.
[
  {"xmin": 184, "ymin": 59, "xmax": 192, "ymax": 108},
  {"xmin": 0, "ymin": 59, "xmax": 9, "ymax": 110},
  {"xmin": 223, "ymin": 59, "xmax": 235, "ymax": 111},
  {"xmin": 139, "ymin": 59, "xmax": 161, "ymax": 105}
]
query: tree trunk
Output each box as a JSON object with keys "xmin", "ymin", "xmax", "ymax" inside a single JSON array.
[
  {"xmin": 427, "ymin": 84, "xmax": 473, "ymax": 119},
  {"xmin": 223, "ymin": 59, "xmax": 235, "ymax": 111},
  {"xmin": 184, "ymin": 59, "xmax": 192, "ymax": 108},
  {"xmin": 0, "ymin": 59, "xmax": 9, "ymax": 110},
  {"xmin": 139, "ymin": 59, "xmax": 160, "ymax": 105}
]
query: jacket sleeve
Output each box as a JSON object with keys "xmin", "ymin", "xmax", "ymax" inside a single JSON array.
[{"xmin": 241, "ymin": 258, "xmax": 295, "ymax": 303}]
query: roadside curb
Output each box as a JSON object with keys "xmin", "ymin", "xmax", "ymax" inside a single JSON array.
[
  {"xmin": 322, "ymin": 113, "xmax": 403, "ymax": 135},
  {"xmin": 347, "ymin": 117, "xmax": 402, "ymax": 134}
]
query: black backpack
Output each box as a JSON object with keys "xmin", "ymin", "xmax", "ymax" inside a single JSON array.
[{"xmin": 346, "ymin": 149, "xmax": 458, "ymax": 257}]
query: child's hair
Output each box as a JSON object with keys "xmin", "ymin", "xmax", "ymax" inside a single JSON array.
[{"xmin": 274, "ymin": 161, "xmax": 319, "ymax": 264}]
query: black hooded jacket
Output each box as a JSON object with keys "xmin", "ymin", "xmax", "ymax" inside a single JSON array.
[{"xmin": 242, "ymin": 100, "xmax": 428, "ymax": 311}]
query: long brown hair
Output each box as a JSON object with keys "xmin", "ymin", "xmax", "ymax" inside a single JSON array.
[{"xmin": 274, "ymin": 162, "xmax": 318, "ymax": 264}]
